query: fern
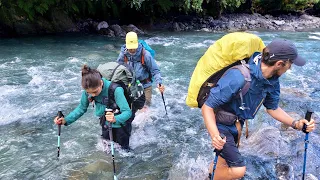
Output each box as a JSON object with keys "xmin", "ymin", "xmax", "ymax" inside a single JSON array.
[
  {"xmin": 191, "ymin": 0, "xmax": 204, "ymax": 12},
  {"xmin": 71, "ymin": 4, "xmax": 79, "ymax": 13},
  {"xmin": 158, "ymin": 0, "xmax": 174, "ymax": 12}
]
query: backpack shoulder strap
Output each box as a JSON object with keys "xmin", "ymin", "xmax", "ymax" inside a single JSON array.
[
  {"xmin": 231, "ymin": 62, "xmax": 251, "ymax": 96},
  {"xmin": 124, "ymin": 48, "xmax": 145, "ymax": 65},
  {"xmin": 230, "ymin": 61, "xmax": 251, "ymax": 110},
  {"xmin": 107, "ymin": 82, "xmax": 131, "ymax": 136},
  {"xmin": 124, "ymin": 55, "xmax": 128, "ymax": 64},
  {"xmin": 109, "ymin": 81, "xmax": 132, "ymax": 108},
  {"xmin": 140, "ymin": 48, "xmax": 152, "ymax": 80},
  {"xmin": 108, "ymin": 82, "xmax": 120, "ymax": 109},
  {"xmin": 141, "ymin": 48, "xmax": 145, "ymax": 65}
]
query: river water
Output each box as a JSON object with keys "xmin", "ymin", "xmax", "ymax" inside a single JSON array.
[{"xmin": 0, "ymin": 31, "xmax": 319, "ymax": 180}]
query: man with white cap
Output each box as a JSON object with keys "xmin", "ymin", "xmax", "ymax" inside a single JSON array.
[
  {"xmin": 202, "ymin": 39, "xmax": 316, "ymax": 179},
  {"xmin": 117, "ymin": 31, "xmax": 165, "ymax": 108}
]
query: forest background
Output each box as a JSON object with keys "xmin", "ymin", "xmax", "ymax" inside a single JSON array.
[{"xmin": 1, "ymin": 0, "xmax": 320, "ymax": 37}]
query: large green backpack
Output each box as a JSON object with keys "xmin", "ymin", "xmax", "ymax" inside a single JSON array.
[{"xmin": 97, "ymin": 62, "xmax": 145, "ymax": 110}]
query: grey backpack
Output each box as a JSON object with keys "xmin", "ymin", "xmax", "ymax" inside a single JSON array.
[{"xmin": 97, "ymin": 62, "xmax": 145, "ymax": 110}]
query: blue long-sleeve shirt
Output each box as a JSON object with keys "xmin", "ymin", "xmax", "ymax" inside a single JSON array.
[
  {"xmin": 205, "ymin": 52, "xmax": 280, "ymax": 120},
  {"xmin": 117, "ymin": 43, "xmax": 162, "ymax": 88}
]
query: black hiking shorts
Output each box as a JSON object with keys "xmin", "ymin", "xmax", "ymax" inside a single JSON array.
[
  {"xmin": 217, "ymin": 122, "xmax": 245, "ymax": 167},
  {"xmin": 101, "ymin": 120, "xmax": 132, "ymax": 150}
]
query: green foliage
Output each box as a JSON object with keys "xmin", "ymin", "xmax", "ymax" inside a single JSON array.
[
  {"xmin": 15, "ymin": 0, "xmax": 56, "ymax": 21},
  {"xmin": 281, "ymin": 0, "xmax": 319, "ymax": 11},
  {"xmin": 157, "ymin": 0, "xmax": 174, "ymax": 12},
  {"xmin": 1, "ymin": 0, "xmax": 320, "ymax": 30},
  {"xmin": 191, "ymin": 0, "xmax": 204, "ymax": 12},
  {"xmin": 221, "ymin": 0, "xmax": 246, "ymax": 12},
  {"xmin": 314, "ymin": 0, "xmax": 320, "ymax": 10},
  {"xmin": 0, "ymin": 4, "xmax": 13, "ymax": 27},
  {"xmin": 252, "ymin": 0, "xmax": 319, "ymax": 13},
  {"xmin": 130, "ymin": 0, "xmax": 147, "ymax": 9}
]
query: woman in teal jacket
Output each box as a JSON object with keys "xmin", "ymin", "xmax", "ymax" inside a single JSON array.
[{"xmin": 53, "ymin": 65, "xmax": 132, "ymax": 149}]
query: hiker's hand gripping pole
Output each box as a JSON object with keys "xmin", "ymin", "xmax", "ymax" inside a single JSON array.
[
  {"xmin": 211, "ymin": 133, "xmax": 226, "ymax": 180},
  {"xmin": 302, "ymin": 109, "xmax": 313, "ymax": 180},
  {"xmin": 57, "ymin": 111, "xmax": 64, "ymax": 158},
  {"xmin": 159, "ymin": 84, "xmax": 168, "ymax": 115}
]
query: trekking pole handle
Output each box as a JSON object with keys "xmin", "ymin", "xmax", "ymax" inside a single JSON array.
[
  {"xmin": 105, "ymin": 108, "xmax": 113, "ymax": 114},
  {"xmin": 303, "ymin": 109, "xmax": 313, "ymax": 133},
  {"xmin": 159, "ymin": 83, "xmax": 163, "ymax": 92},
  {"xmin": 57, "ymin": 111, "xmax": 64, "ymax": 127},
  {"xmin": 58, "ymin": 111, "xmax": 64, "ymax": 118},
  {"xmin": 214, "ymin": 133, "xmax": 226, "ymax": 153},
  {"xmin": 220, "ymin": 134, "xmax": 226, "ymax": 139},
  {"xmin": 105, "ymin": 108, "xmax": 114, "ymax": 122}
]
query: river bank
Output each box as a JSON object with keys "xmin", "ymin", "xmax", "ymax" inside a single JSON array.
[{"xmin": 1, "ymin": 13, "xmax": 320, "ymax": 38}]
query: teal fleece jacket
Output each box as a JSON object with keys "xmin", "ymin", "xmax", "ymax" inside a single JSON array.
[{"xmin": 64, "ymin": 78, "xmax": 132, "ymax": 128}]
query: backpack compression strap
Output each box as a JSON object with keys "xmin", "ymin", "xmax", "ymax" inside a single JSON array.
[{"xmin": 110, "ymin": 63, "xmax": 122, "ymax": 81}]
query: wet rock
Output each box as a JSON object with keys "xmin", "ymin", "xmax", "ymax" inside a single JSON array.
[
  {"xmin": 242, "ymin": 126, "xmax": 281, "ymax": 158},
  {"xmin": 121, "ymin": 24, "xmax": 144, "ymax": 34},
  {"xmin": 68, "ymin": 160, "xmax": 114, "ymax": 180},
  {"xmin": 109, "ymin": 24, "xmax": 126, "ymax": 37},
  {"xmin": 99, "ymin": 28, "xmax": 115, "ymax": 37},
  {"xmin": 281, "ymin": 87, "xmax": 309, "ymax": 98},
  {"xmin": 76, "ymin": 19, "xmax": 97, "ymax": 33},
  {"xmin": 273, "ymin": 20, "xmax": 286, "ymax": 25},
  {"xmin": 306, "ymin": 174, "xmax": 318, "ymax": 180},
  {"xmin": 244, "ymin": 155, "xmax": 277, "ymax": 179},
  {"xmin": 173, "ymin": 22, "xmax": 182, "ymax": 31},
  {"xmin": 201, "ymin": 28, "xmax": 210, "ymax": 32},
  {"xmin": 281, "ymin": 24, "xmax": 295, "ymax": 31},
  {"xmin": 276, "ymin": 163, "xmax": 294, "ymax": 180},
  {"xmin": 301, "ymin": 14, "xmax": 318, "ymax": 20},
  {"xmin": 166, "ymin": 13, "xmax": 320, "ymax": 32},
  {"xmin": 97, "ymin": 21, "xmax": 109, "ymax": 31}
]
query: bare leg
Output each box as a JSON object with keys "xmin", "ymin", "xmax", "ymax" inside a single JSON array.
[{"xmin": 209, "ymin": 156, "xmax": 246, "ymax": 180}]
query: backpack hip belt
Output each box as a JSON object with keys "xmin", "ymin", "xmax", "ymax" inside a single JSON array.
[
  {"xmin": 140, "ymin": 77, "xmax": 151, "ymax": 84},
  {"xmin": 215, "ymin": 109, "xmax": 248, "ymax": 148},
  {"xmin": 215, "ymin": 109, "xmax": 244, "ymax": 125}
]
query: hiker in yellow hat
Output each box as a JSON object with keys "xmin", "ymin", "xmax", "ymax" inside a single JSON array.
[{"xmin": 117, "ymin": 31, "xmax": 165, "ymax": 110}]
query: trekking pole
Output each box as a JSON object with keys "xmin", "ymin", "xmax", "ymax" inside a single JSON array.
[
  {"xmin": 159, "ymin": 84, "xmax": 168, "ymax": 115},
  {"xmin": 57, "ymin": 111, "xmax": 64, "ymax": 158},
  {"xmin": 211, "ymin": 133, "xmax": 226, "ymax": 180},
  {"xmin": 302, "ymin": 109, "xmax": 313, "ymax": 180},
  {"xmin": 106, "ymin": 108, "xmax": 117, "ymax": 180}
]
